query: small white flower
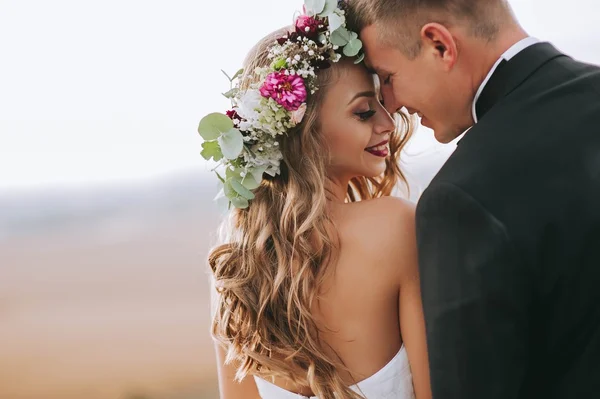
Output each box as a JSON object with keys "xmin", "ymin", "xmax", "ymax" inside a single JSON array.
[
  {"xmin": 308, "ymin": 50, "xmax": 315, "ymax": 56},
  {"xmin": 294, "ymin": 55, "xmax": 301, "ymax": 61}
]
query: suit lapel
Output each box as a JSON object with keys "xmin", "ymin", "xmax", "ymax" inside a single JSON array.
[{"xmin": 475, "ymin": 42, "xmax": 567, "ymax": 121}]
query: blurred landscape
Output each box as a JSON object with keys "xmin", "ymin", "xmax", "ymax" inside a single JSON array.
[
  {"xmin": 0, "ymin": 173, "xmax": 222, "ymax": 399},
  {"xmin": 0, "ymin": 148, "xmax": 449, "ymax": 399}
]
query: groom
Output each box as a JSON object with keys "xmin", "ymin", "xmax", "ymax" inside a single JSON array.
[{"xmin": 348, "ymin": 0, "xmax": 600, "ymax": 398}]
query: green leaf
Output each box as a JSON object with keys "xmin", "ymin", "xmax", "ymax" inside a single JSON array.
[
  {"xmin": 221, "ymin": 69, "xmax": 232, "ymax": 81},
  {"xmin": 328, "ymin": 13, "xmax": 345, "ymax": 32},
  {"xmin": 241, "ymin": 174, "xmax": 260, "ymax": 190},
  {"xmin": 218, "ymin": 128, "xmax": 244, "ymax": 160},
  {"xmin": 230, "ymin": 179, "xmax": 255, "ymax": 200},
  {"xmin": 319, "ymin": 0, "xmax": 338, "ymax": 17},
  {"xmin": 223, "ymin": 179, "xmax": 236, "ymax": 199},
  {"xmin": 343, "ymin": 37, "xmax": 363, "ymax": 57},
  {"xmin": 354, "ymin": 52, "xmax": 365, "ymax": 64},
  {"xmin": 215, "ymin": 171, "xmax": 225, "ymax": 183},
  {"xmin": 304, "ymin": 0, "xmax": 325, "ymax": 16},
  {"xmin": 249, "ymin": 165, "xmax": 268, "ymax": 184},
  {"xmin": 200, "ymin": 140, "xmax": 223, "ymax": 161},
  {"xmin": 231, "ymin": 68, "xmax": 244, "ymax": 81},
  {"xmin": 226, "ymin": 166, "xmax": 242, "ymax": 181},
  {"xmin": 330, "ymin": 27, "xmax": 352, "ymax": 46},
  {"xmin": 198, "ymin": 113, "xmax": 234, "ymax": 141},
  {"xmin": 222, "ymin": 88, "xmax": 238, "ymax": 99},
  {"xmin": 318, "ymin": 33, "xmax": 328, "ymax": 45},
  {"xmin": 272, "ymin": 58, "xmax": 287, "ymax": 71},
  {"xmin": 230, "ymin": 196, "xmax": 249, "ymax": 209}
]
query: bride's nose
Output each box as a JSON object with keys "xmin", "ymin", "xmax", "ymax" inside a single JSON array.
[{"xmin": 374, "ymin": 111, "xmax": 395, "ymax": 136}]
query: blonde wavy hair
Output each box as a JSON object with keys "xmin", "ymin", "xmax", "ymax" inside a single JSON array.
[{"xmin": 209, "ymin": 27, "xmax": 415, "ymax": 398}]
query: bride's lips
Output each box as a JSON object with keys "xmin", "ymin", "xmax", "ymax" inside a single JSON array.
[{"xmin": 365, "ymin": 140, "xmax": 389, "ymax": 157}]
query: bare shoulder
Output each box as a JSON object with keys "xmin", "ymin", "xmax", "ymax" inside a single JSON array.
[
  {"xmin": 334, "ymin": 197, "xmax": 417, "ymax": 273},
  {"xmin": 337, "ymin": 196, "xmax": 415, "ymax": 242}
]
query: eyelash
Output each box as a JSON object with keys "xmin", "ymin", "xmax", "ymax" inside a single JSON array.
[
  {"xmin": 383, "ymin": 74, "xmax": 392, "ymax": 85},
  {"xmin": 355, "ymin": 109, "xmax": 376, "ymax": 121}
]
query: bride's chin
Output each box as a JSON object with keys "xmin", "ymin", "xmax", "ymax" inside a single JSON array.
[{"xmin": 363, "ymin": 164, "xmax": 387, "ymax": 179}]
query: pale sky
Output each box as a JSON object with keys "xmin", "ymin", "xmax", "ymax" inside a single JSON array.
[{"xmin": 0, "ymin": 0, "xmax": 598, "ymax": 189}]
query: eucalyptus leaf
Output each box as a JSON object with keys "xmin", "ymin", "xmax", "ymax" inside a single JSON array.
[
  {"xmin": 218, "ymin": 128, "xmax": 244, "ymax": 160},
  {"xmin": 330, "ymin": 27, "xmax": 352, "ymax": 46},
  {"xmin": 319, "ymin": 0, "xmax": 338, "ymax": 17},
  {"xmin": 230, "ymin": 179, "xmax": 255, "ymax": 200},
  {"xmin": 241, "ymin": 174, "xmax": 260, "ymax": 190},
  {"xmin": 304, "ymin": 0, "xmax": 325, "ymax": 16},
  {"xmin": 328, "ymin": 13, "xmax": 345, "ymax": 32},
  {"xmin": 354, "ymin": 52, "xmax": 365, "ymax": 64},
  {"xmin": 230, "ymin": 196, "xmax": 249, "ymax": 209},
  {"xmin": 343, "ymin": 37, "xmax": 363, "ymax": 57},
  {"xmin": 222, "ymin": 88, "xmax": 238, "ymax": 99},
  {"xmin": 226, "ymin": 166, "xmax": 243, "ymax": 181},
  {"xmin": 198, "ymin": 113, "xmax": 234, "ymax": 141},
  {"xmin": 200, "ymin": 140, "xmax": 223, "ymax": 161},
  {"xmin": 215, "ymin": 171, "xmax": 225, "ymax": 184},
  {"xmin": 223, "ymin": 179, "xmax": 236, "ymax": 199},
  {"xmin": 318, "ymin": 33, "xmax": 328, "ymax": 45},
  {"xmin": 221, "ymin": 69, "xmax": 232, "ymax": 81},
  {"xmin": 249, "ymin": 165, "xmax": 268, "ymax": 184},
  {"xmin": 231, "ymin": 68, "xmax": 244, "ymax": 80}
]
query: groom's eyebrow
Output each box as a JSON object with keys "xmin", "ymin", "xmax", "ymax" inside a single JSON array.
[
  {"xmin": 365, "ymin": 64, "xmax": 387, "ymax": 77},
  {"xmin": 347, "ymin": 91, "xmax": 376, "ymax": 105}
]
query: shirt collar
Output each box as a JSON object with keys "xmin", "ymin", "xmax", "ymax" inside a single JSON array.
[{"xmin": 471, "ymin": 37, "xmax": 540, "ymax": 123}]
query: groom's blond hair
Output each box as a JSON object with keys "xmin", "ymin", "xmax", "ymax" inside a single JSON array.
[{"xmin": 347, "ymin": 0, "xmax": 514, "ymax": 59}]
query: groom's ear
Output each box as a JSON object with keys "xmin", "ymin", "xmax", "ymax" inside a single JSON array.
[{"xmin": 420, "ymin": 23, "xmax": 458, "ymax": 71}]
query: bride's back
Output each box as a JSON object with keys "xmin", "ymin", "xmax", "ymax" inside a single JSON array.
[{"xmin": 269, "ymin": 197, "xmax": 418, "ymax": 395}]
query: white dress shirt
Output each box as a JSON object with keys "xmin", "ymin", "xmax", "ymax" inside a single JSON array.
[{"xmin": 472, "ymin": 36, "xmax": 540, "ymax": 123}]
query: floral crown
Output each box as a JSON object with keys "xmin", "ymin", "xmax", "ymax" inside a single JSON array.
[{"xmin": 198, "ymin": 0, "xmax": 363, "ymax": 209}]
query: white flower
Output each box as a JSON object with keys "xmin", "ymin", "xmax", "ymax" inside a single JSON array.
[{"xmin": 236, "ymin": 89, "xmax": 262, "ymax": 122}]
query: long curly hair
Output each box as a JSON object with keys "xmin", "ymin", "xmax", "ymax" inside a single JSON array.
[{"xmin": 209, "ymin": 27, "xmax": 415, "ymax": 398}]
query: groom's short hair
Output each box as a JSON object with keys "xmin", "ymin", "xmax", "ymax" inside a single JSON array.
[{"xmin": 347, "ymin": 0, "xmax": 513, "ymax": 59}]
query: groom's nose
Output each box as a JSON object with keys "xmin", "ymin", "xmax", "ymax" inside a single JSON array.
[{"xmin": 380, "ymin": 85, "xmax": 402, "ymax": 115}]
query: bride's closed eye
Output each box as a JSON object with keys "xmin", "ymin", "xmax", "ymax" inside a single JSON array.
[
  {"xmin": 355, "ymin": 109, "xmax": 376, "ymax": 121},
  {"xmin": 382, "ymin": 74, "xmax": 392, "ymax": 85}
]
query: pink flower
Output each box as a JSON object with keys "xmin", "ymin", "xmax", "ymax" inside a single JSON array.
[
  {"xmin": 259, "ymin": 71, "xmax": 307, "ymax": 111},
  {"xmin": 291, "ymin": 103, "xmax": 307, "ymax": 124},
  {"xmin": 295, "ymin": 15, "xmax": 320, "ymax": 39}
]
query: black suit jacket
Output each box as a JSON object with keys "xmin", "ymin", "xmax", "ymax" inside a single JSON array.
[{"xmin": 416, "ymin": 42, "xmax": 600, "ymax": 398}]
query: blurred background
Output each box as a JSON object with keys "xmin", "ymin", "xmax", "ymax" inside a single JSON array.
[{"xmin": 0, "ymin": 0, "xmax": 598, "ymax": 398}]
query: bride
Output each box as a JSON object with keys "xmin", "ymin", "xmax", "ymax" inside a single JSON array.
[{"xmin": 201, "ymin": 1, "xmax": 431, "ymax": 398}]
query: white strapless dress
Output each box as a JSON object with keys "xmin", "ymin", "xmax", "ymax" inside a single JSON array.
[{"xmin": 254, "ymin": 345, "xmax": 415, "ymax": 399}]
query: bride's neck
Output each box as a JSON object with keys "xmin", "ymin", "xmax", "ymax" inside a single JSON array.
[{"xmin": 325, "ymin": 176, "xmax": 349, "ymax": 204}]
